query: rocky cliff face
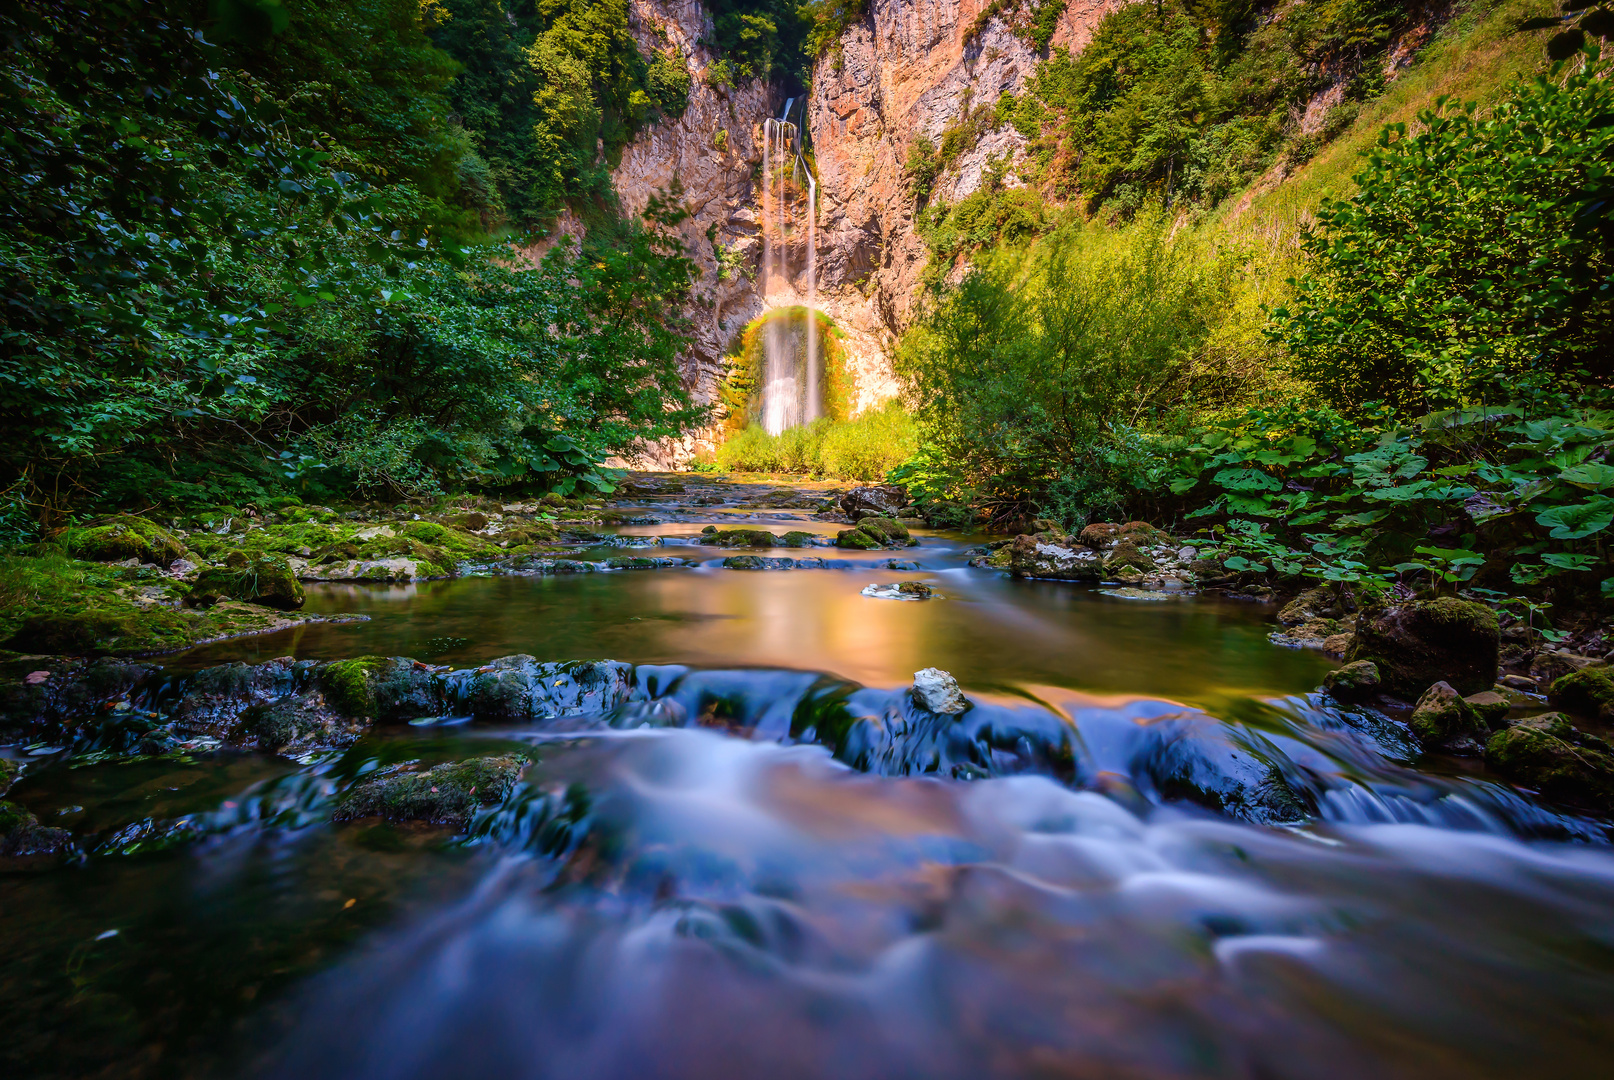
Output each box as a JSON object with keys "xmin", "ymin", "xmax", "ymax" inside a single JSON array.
[
  {"xmin": 606, "ymin": 0, "xmax": 1121, "ymax": 461},
  {"xmin": 809, "ymin": 0, "xmax": 1119, "ymax": 331}
]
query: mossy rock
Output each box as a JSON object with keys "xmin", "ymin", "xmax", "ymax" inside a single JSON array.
[
  {"xmin": 240, "ymin": 697, "xmax": 318, "ymax": 752},
  {"xmin": 699, "ymin": 529, "xmax": 777, "ymax": 548},
  {"xmin": 1102, "ymin": 540, "xmax": 1156, "ymax": 575},
  {"xmin": 0, "ymin": 800, "xmax": 73, "ymax": 857},
  {"xmin": 1117, "ymin": 521, "xmax": 1173, "ymax": 546},
  {"xmin": 1549, "ymin": 667, "xmax": 1614, "ymax": 722},
  {"xmin": 856, "ymin": 517, "xmax": 910, "ymax": 545},
  {"xmin": 1078, "ymin": 523, "xmax": 1122, "ymax": 548},
  {"xmin": 1485, "ymin": 713, "xmax": 1614, "ymax": 808},
  {"xmin": 62, "ymin": 515, "xmax": 186, "ymax": 567},
  {"xmin": 396, "ymin": 521, "xmax": 450, "ymax": 544},
  {"xmin": 836, "ymin": 528, "xmax": 881, "ymax": 550},
  {"xmin": 321, "ymin": 656, "xmax": 388, "ymax": 718},
  {"xmin": 1409, "ymin": 681, "xmax": 1485, "ymax": 751},
  {"xmin": 6, "ymin": 612, "xmax": 137, "ymax": 655},
  {"xmin": 1321, "ymin": 660, "xmax": 1380, "ymax": 700},
  {"xmin": 334, "ymin": 755, "xmax": 527, "ymax": 828},
  {"xmin": 189, "ymin": 556, "xmax": 304, "ymax": 610},
  {"xmin": 778, "ymin": 531, "xmax": 816, "ymax": 548},
  {"xmin": 0, "ymin": 757, "xmax": 17, "ymax": 796},
  {"xmin": 1344, "ymin": 597, "xmax": 1499, "ymax": 697},
  {"xmin": 446, "ymin": 511, "xmax": 490, "ymax": 531},
  {"xmin": 1464, "ymin": 690, "xmax": 1512, "ymax": 728}
]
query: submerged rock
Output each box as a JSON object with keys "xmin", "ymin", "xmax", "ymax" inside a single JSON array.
[
  {"xmin": 911, "ymin": 668, "xmax": 968, "ymax": 714},
  {"xmin": 700, "ymin": 528, "xmax": 777, "ymax": 549},
  {"xmin": 335, "ymin": 755, "xmax": 527, "ymax": 828},
  {"xmin": 1485, "ymin": 713, "xmax": 1614, "ymax": 808},
  {"xmin": 1345, "ymin": 597, "xmax": 1499, "ymax": 697}
]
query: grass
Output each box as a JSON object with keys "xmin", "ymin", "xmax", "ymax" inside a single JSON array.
[
  {"xmin": 711, "ymin": 402, "xmax": 918, "ymax": 481},
  {"xmin": 1227, "ymin": 0, "xmax": 1558, "ymax": 233}
]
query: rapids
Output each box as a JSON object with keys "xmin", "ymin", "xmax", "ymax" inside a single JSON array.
[{"xmin": 4, "ymin": 489, "xmax": 1613, "ymax": 1079}]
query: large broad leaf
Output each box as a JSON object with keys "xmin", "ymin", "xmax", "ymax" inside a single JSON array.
[
  {"xmin": 1213, "ymin": 467, "xmax": 1282, "ymax": 492},
  {"xmin": 1536, "ymin": 497, "xmax": 1614, "ymax": 539},
  {"xmin": 1558, "ymin": 461, "xmax": 1614, "ymax": 489}
]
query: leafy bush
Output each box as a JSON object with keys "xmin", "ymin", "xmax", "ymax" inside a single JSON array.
[
  {"xmin": 899, "ymin": 213, "xmax": 1238, "ymax": 517},
  {"xmin": 1270, "ymin": 52, "xmax": 1614, "ymax": 413}
]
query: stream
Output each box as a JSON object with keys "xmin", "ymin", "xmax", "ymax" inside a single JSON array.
[{"xmin": 4, "ymin": 499, "xmax": 1614, "ymax": 1079}]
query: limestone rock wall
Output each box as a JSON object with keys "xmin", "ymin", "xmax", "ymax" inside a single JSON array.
[{"xmin": 809, "ymin": 0, "xmax": 1120, "ymax": 331}]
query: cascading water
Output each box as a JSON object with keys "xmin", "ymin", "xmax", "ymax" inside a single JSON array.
[{"xmin": 759, "ymin": 100, "xmax": 821, "ymax": 435}]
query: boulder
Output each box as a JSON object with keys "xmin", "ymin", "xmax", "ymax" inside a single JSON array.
[
  {"xmin": 1102, "ymin": 540, "xmax": 1155, "ymax": 576},
  {"xmin": 1321, "ymin": 660, "xmax": 1380, "ymax": 700},
  {"xmin": 1409, "ymin": 681, "xmax": 1485, "ymax": 753},
  {"xmin": 836, "ymin": 528, "xmax": 881, "ymax": 550},
  {"xmin": 1118, "ymin": 521, "xmax": 1172, "ymax": 546},
  {"xmin": 1485, "ymin": 713, "xmax": 1614, "ymax": 808},
  {"xmin": 447, "ymin": 511, "xmax": 490, "ymax": 531},
  {"xmin": 1008, "ymin": 534, "xmax": 1101, "ymax": 580},
  {"xmin": 1548, "ymin": 667, "xmax": 1614, "ymax": 723},
  {"xmin": 1321, "ymin": 633, "xmax": 1355, "ymax": 658},
  {"xmin": 1344, "ymin": 597, "xmax": 1499, "ymax": 697},
  {"xmin": 896, "ymin": 581, "xmax": 934, "ymax": 599},
  {"xmin": 912, "ymin": 668, "xmax": 969, "ymax": 715},
  {"xmin": 699, "ymin": 529, "xmax": 777, "ymax": 549},
  {"xmin": 61, "ymin": 515, "xmax": 186, "ymax": 567},
  {"xmin": 855, "ymin": 517, "xmax": 911, "ymax": 545},
  {"xmin": 1463, "ymin": 690, "xmax": 1512, "ymax": 728},
  {"xmin": 841, "ymin": 484, "xmax": 907, "ymax": 519},
  {"xmin": 0, "ymin": 801, "xmax": 72, "ymax": 857},
  {"xmin": 1078, "ymin": 523, "xmax": 1121, "ymax": 549},
  {"xmin": 188, "ymin": 555, "xmax": 305, "ymax": 610},
  {"xmin": 1278, "ymin": 587, "xmax": 1341, "ymax": 627}
]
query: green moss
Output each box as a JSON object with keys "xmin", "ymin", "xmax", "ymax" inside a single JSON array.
[
  {"xmin": 397, "ymin": 520, "xmax": 449, "ymax": 544},
  {"xmin": 699, "ymin": 529, "xmax": 777, "ymax": 548},
  {"xmin": 322, "ymin": 657, "xmax": 387, "ymax": 717},
  {"xmin": 1549, "ymin": 667, "xmax": 1614, "ymax": 720},
  {"xmin": 61, "ymin": 515, "xmax": 186, "ymax": 567},
  {"xmin": 1409, "ymin": 681, "xmax": 1484, "ymax": 748},
  {"xmin": 779, "ymin": 531, "xmax": 816, "ymax": 547},
  {"xmin": 1102, "ymin": 540, "xmax": 1156, "ymax": 574}
]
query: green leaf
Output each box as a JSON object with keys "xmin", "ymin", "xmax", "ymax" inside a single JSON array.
[
  {"xmin": 1535, "ymin": 497, "xmax": 1614, "ymax": 539},
  {"xmin": 1541, "ymin": 552, "xmax": 1597, "ymax": 570},
  {"xmin": 1213, "ymin": 467, "xmax": 1282, "ymax": 492},
  {"xmin": 1558, "ymin": 462, "xmax": 1614, "ymax": 489}
]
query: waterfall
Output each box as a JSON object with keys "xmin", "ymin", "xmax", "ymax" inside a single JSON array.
[{"xmin": 757, "ymin": 100, "xmax": 821, "ymax": 436}]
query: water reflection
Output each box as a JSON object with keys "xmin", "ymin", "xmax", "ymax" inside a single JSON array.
[{"xmin": 174, "ymin": 528, "xmax": 1330, "ymax": 710}]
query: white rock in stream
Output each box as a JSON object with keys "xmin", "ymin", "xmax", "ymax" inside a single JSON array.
[{"xmin": 912, "ymin": 668, "xmax": 969, "ymax": 715}]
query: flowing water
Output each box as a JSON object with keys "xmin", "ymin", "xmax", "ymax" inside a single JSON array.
[{"xmin": 5, "ymin": 492, "xmax": 1614, "ymax": 1080}]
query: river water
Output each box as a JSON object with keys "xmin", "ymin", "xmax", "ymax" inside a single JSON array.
[{"xmin": 5, "ymin": 504, "xmax": 1614, "ymax": 1079}]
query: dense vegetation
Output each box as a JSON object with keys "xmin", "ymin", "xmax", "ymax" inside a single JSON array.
[
  {"xmin": 899, "ymin": 34, "xmax": 1614, "ymax": 612},
  {"xmin": 0, "ymin": 0, "xmax": 713, "ymax": 531}
]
